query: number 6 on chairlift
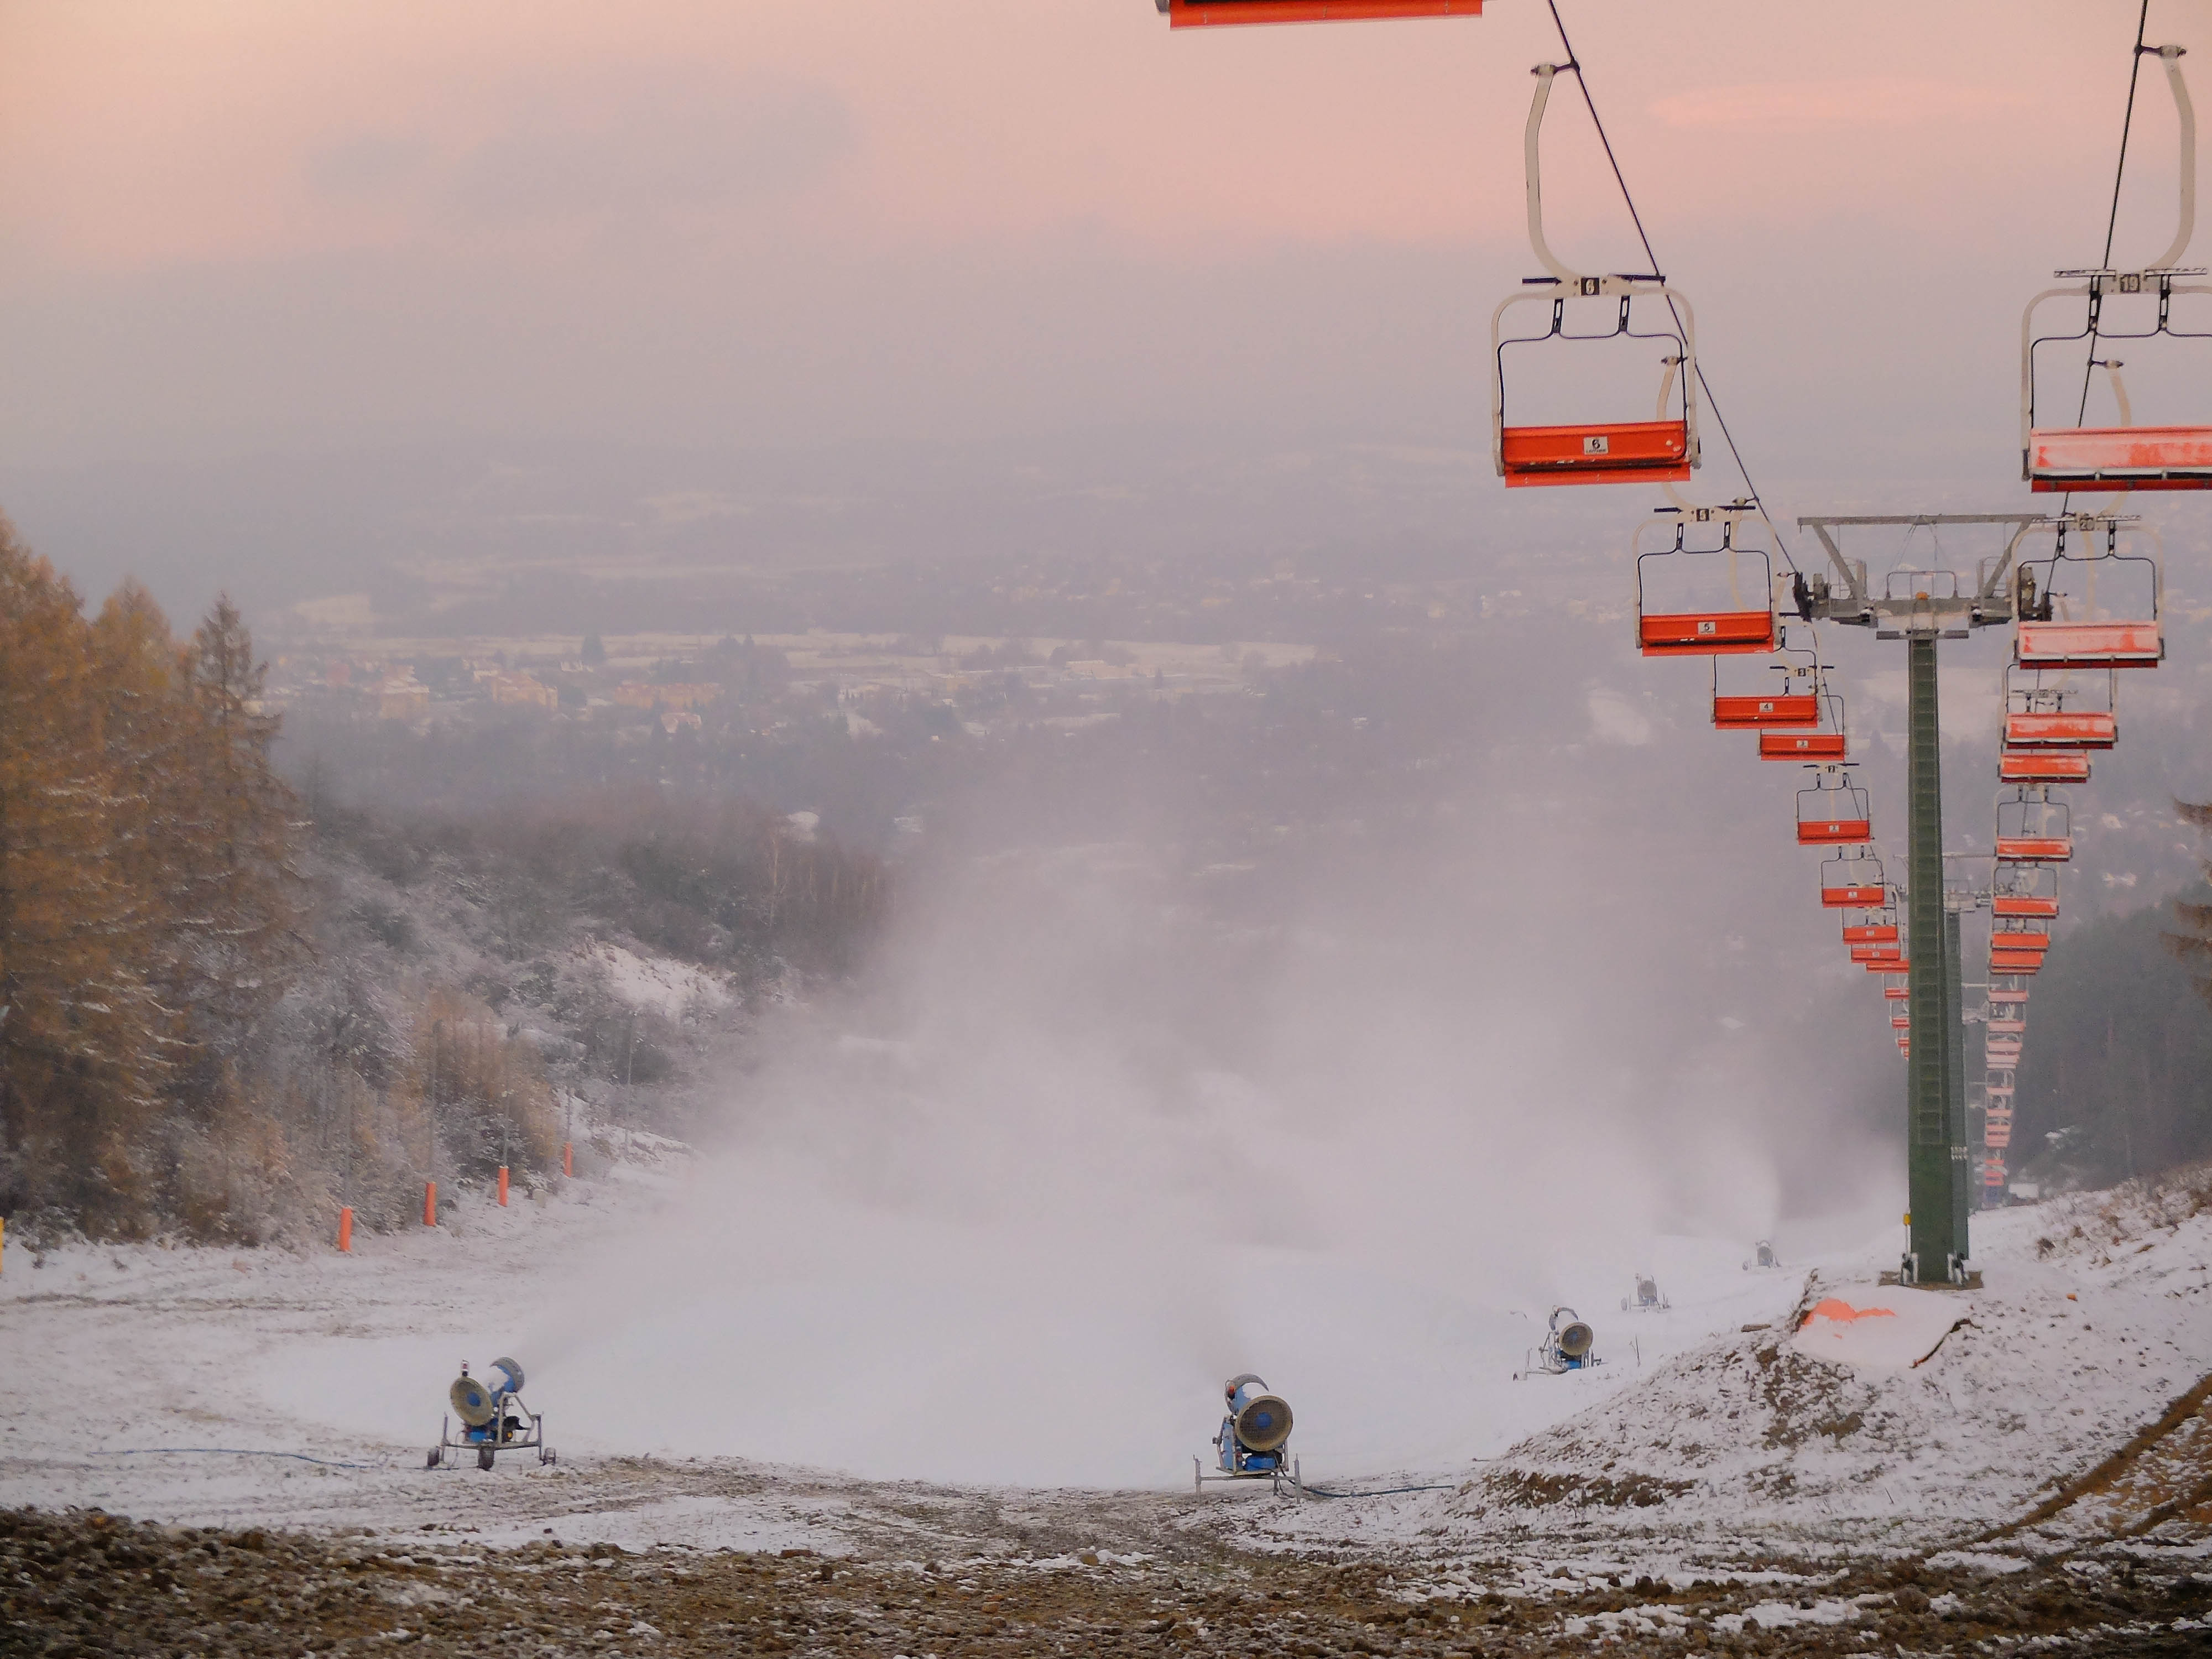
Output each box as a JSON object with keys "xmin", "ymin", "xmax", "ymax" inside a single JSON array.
[{"xmin": 1491, "ymin": 64, "xmax": 1700, "ymax": 486}]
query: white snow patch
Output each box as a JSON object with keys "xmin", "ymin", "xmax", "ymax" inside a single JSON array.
[{"xmin": 577, "ymin": 940, "xmax": 730, "ymax": 1017}]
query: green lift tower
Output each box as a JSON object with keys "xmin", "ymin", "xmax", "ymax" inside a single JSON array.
[{"xmin": 1797, "ymin": 513, "xmax": 2054, "ymax": 1285}]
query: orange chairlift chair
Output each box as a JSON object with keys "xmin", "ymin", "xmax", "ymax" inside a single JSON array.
[
  {"xmin": 1157, "ymin": 0, "xmax": 1484, "ymax": 24},
  {"xmin": 2002, "ymin": 672, "xmax": 2118, "ymax": 752},
  {"xmin": 2001, "ymin": 748, "xmax": 2091, "ymax": 784},
  {"xmin": 2013, "ymin": 516, "xmax": 2165, "ymax": 671},
  {"xmin": 1759, "ymin": 688, "xmax": 1847, "ymax": 760},
  {"xmin": 1796, "ymin": 765, "xmax": 1872, "ymax": 846},
  {"xmin": 2021, "ymin": 45, "xmax": 2212, "ymax": 489},
  {"xmin": 1819, "ymin": 848, "xmax": 1886, "ymax": 909},
  {"xmin": 1634, "ymin": 506, "xmax": 1777, "ymax": 656},
  {"xmin": 1995, "ymin": 786, "xmax": 2073, "ymax": 864},
  {"xmin": 1991, "ymin": 860, "xmax": 2060, "ymax": 921},
  {"xmin": 1491, "ymin": 64, "xmax": 1699, "ymax": 486},
  {"xmin": 1713, "ymin": 625, "xmax": 1820, "ymax": 728}
]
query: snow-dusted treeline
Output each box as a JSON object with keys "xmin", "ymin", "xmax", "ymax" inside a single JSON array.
[{"xmin": 0, "ymin": 515, "xmax": 887, "ymax": 1246}]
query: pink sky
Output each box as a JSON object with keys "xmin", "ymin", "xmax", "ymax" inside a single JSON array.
[{"xmin": 0, "ymin": 1, "xmax": 2198, "ymax": 478}]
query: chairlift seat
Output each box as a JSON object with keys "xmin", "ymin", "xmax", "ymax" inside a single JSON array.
[
  {"xmin": 1985, "ymin": 1123, "xmax": 2012, "ymax": 1148},
  {"xmin": 1989, "ymin": 989, "xmax": 2029, "ymax": 1004},
  {"xmin": 1822, "ymin": 883, "xmax": 1886, "ymax": 907},
  {"xmin": 2001, "ymin": 751, "xmax": 2091, "ymax": 783},
  {"xmin": 1162, "ymin": 0, "xmax": 1484, "ymax": 22},
  {"xmin": 1890, "ymin": 1015, "xmax": 1911, "ymax": 1029},
  {"xmin": 1851, "ymin": 944, "xmax": 1903, "ymax": 963},
  {"xmin": 1994, "ymin": 930, "xmax": 2052, "ymax": 952},
  {"xmin": 1503, "ymin": 420, "xmax": 1691, "ymax": 487},
  {"xmin": 1798, "ymin": 817, "xmax": 1872, "ymax": 846},
  {"xmin": 1639, "ymin": 610, "xmax": 1776, "ymax": 656},
  {"xmin": 1990, "ymin": 952, "xmax": 2043, "ymax": 974},
  {"xmin": 1760, "ymin": 731, "xmax": 1846, "ymax": 760},
  {"xmin": 1988, "ymin": 1019, "xmax": 2027, "ymax": 1035},
  {"xmin": 1843, "ymin": 924, "xmax": 1900, "ymax": 944},
  {"xmin": 1995, "ymin": 837, "xmax": 2072, "ymax": 863},
  {"xmin": 1713, "ymin": 693, "xmax": 1818, "ymax": 729},
  {"xmin": 2005, "ymin": 711, "xmax": 2116, "ymax": 749},
  {"xmin": 1868, "ymin": 958, "xmax": 1910, "ymax": 973},
  {"xmin": 1992, "ymin": 895, "xmax": 2060, "ymax": 918},
  {"xmin": 1884, "ymin": 985, "xmax": 1910, "ymax": 1000},
  {"xmin": 2016, "ymin": 621, "xmax": 2163, "ymax": 670},
  {"xmin": 2026, "ymin": 425, "xmax": 2212, "ymax": 491}
]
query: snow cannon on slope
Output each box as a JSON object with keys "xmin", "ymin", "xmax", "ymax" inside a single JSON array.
[
  {"xmin": 1522, "ymin": 1308, "xmax": 1603, "ymax": 1377},
  {"xmin": 1743, "ymin": 1239, "xmax": 1783, "ymax": 1271},
  {"xmin": 429, "ymin": 1356, "xmax": 556, "ymax": 1471},
  {"xmin": 1194, "ymin": 1374, "xmax": 1302, "ymax": 1495},
  {"xmin": 1622, "ymin": 1273, "xmax": 1670, "ymax": 1312}
]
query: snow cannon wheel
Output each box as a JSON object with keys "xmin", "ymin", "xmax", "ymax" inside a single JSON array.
[
  {"xmin": 1557, "ymin": 1322, "xmax": 1595, "ymax": 1361},
  {"xmin": 478, "ymin": 1446, "xmax": 495, "ymax": 1471}
]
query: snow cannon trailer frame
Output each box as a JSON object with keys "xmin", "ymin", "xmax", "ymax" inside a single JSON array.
[{"xmin": 1196, "ymin": 1373, "xmax": 1304, "ymax": 1497}]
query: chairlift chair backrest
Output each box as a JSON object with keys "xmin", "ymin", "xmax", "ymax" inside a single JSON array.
[
  {"xmin": 2000, "ymin": 750, "xmax": 2092, "ymax": 783},
  {"xmin": 1796, "ymin": 766, "xmax": 1872, "ymax": 846},
  {"xmin": 1995, "ymin": 786, "xmax": 2073, "ymax": 863},
  {"xmin": 2020, "ymin": 45, "xmax": 2212, "ymax": 490},
  {"xmin": 1713, "ymin": 633, "xmax": 1820, "ymax": 727},
  {"xmin": 1634, "ymin": 508, "xmax": 1777, "ymax": 656},
  {"xmin": 2004, "ymin": 711, "xmax": 2117, "ymax": 749},
  {"xmin": 1819, "ymin": 848, "xmax": 1885, "ymax": 907},
  {"xmin": 1493, "ymin": 64, "xmax": 1699, "ymax": 486}
]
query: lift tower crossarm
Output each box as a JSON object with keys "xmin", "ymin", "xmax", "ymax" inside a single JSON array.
[{"xmin": 1797, "ymin": 514, "xmax": 2047, "ymax": 634}]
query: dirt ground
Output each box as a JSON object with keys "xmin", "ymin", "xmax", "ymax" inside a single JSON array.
[{"xmin": 7, "ymin": 1502, "xmax": 2211, "ymax": 1657}]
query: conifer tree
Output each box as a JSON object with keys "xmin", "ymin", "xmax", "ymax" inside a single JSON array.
[
  {"xmin": 0, "ymin": 522, "xmax": 165, "ymax": 1226},
  {"xmin": 171, "ymin": 597, "xmax": 301, "ymax": 1082}
]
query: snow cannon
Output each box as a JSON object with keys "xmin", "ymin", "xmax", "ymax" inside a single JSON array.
[
  {"xmin": 1195, "ymin": 1373, "xmax": 1302, "ymax": 1495},
  {"xmin": 1522, "ymin": 1307, "xmax": 1603, "ymax": 1376},
  {"xmin": 1744, "ymin": 1239, "xmax": 1782, "ymax": 1271},
  {"xmin": 430, "ymin": 1356, "xmax": 555, "ymax": 1472},
  {"xmin": 1622, "ymin": 1274, "xmax": 1669, "ymax": 1312}
]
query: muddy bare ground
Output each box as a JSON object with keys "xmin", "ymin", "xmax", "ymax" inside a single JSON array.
[{"xmin": 7, "ymin": 1501, "xmax": 2212, "ymax": 1657}]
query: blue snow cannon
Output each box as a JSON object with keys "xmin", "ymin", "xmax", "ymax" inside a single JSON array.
[{"xmin": 1216, "ymin": 1374, "xmax": 1293, "ymax": 1473}]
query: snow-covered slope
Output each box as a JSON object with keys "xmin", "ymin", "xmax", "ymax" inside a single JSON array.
[{"xmin": 1199, "ymin": 1177, "xmax": 2212, "ymax": 1562}]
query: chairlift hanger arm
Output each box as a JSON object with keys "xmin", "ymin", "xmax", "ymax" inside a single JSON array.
[{"xmin": 2150, "ymin": 44, "xmax": 2197, "ymax": 273}]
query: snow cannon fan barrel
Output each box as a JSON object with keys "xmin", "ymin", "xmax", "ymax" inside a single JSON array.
[
  {"xmin": 450, "ymin": 1373, "xmax": 496, "ymax": 1428},
  {"xmin": 1554, "ymin": 1318, "xmax": 1594, "ymax": 1363},
  {"xmin": 448, "ymin": 1357, "xmax": 526, "ymax": 1428},
  {"xmin": 1225, "ymin": 1374, "xmax": 1292, "ymax": 1454}
]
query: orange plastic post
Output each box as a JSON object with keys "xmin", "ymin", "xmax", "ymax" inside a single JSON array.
[
  {"xmin": 498, "ymin": 1166, "xmax": 510, "ymax": 1206},
  {"xmin": 337, "ymin": 1207, "xmax": 353, "ymax": 1253},
  {"xmin": 424, "ymin": 1181, "xmax": 437, "ymax": 1227},
  {"xmin": 563, "ymin": 1141, "xmax": 573, "ymax": 1178}
]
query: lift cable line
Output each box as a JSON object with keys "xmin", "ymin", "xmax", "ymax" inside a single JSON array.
[
  {"xmin": 1540, "ymin": 1, "xmax": 1797, "ymax": 572},
  {"xmin": 2073, "ymin": 1, "xmax": 2156, "ymax": 441}
]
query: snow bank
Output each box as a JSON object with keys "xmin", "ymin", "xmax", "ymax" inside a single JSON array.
[{"xmin": 577, "ymin": 939, "xmax": 731, "ymax": 1017}]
